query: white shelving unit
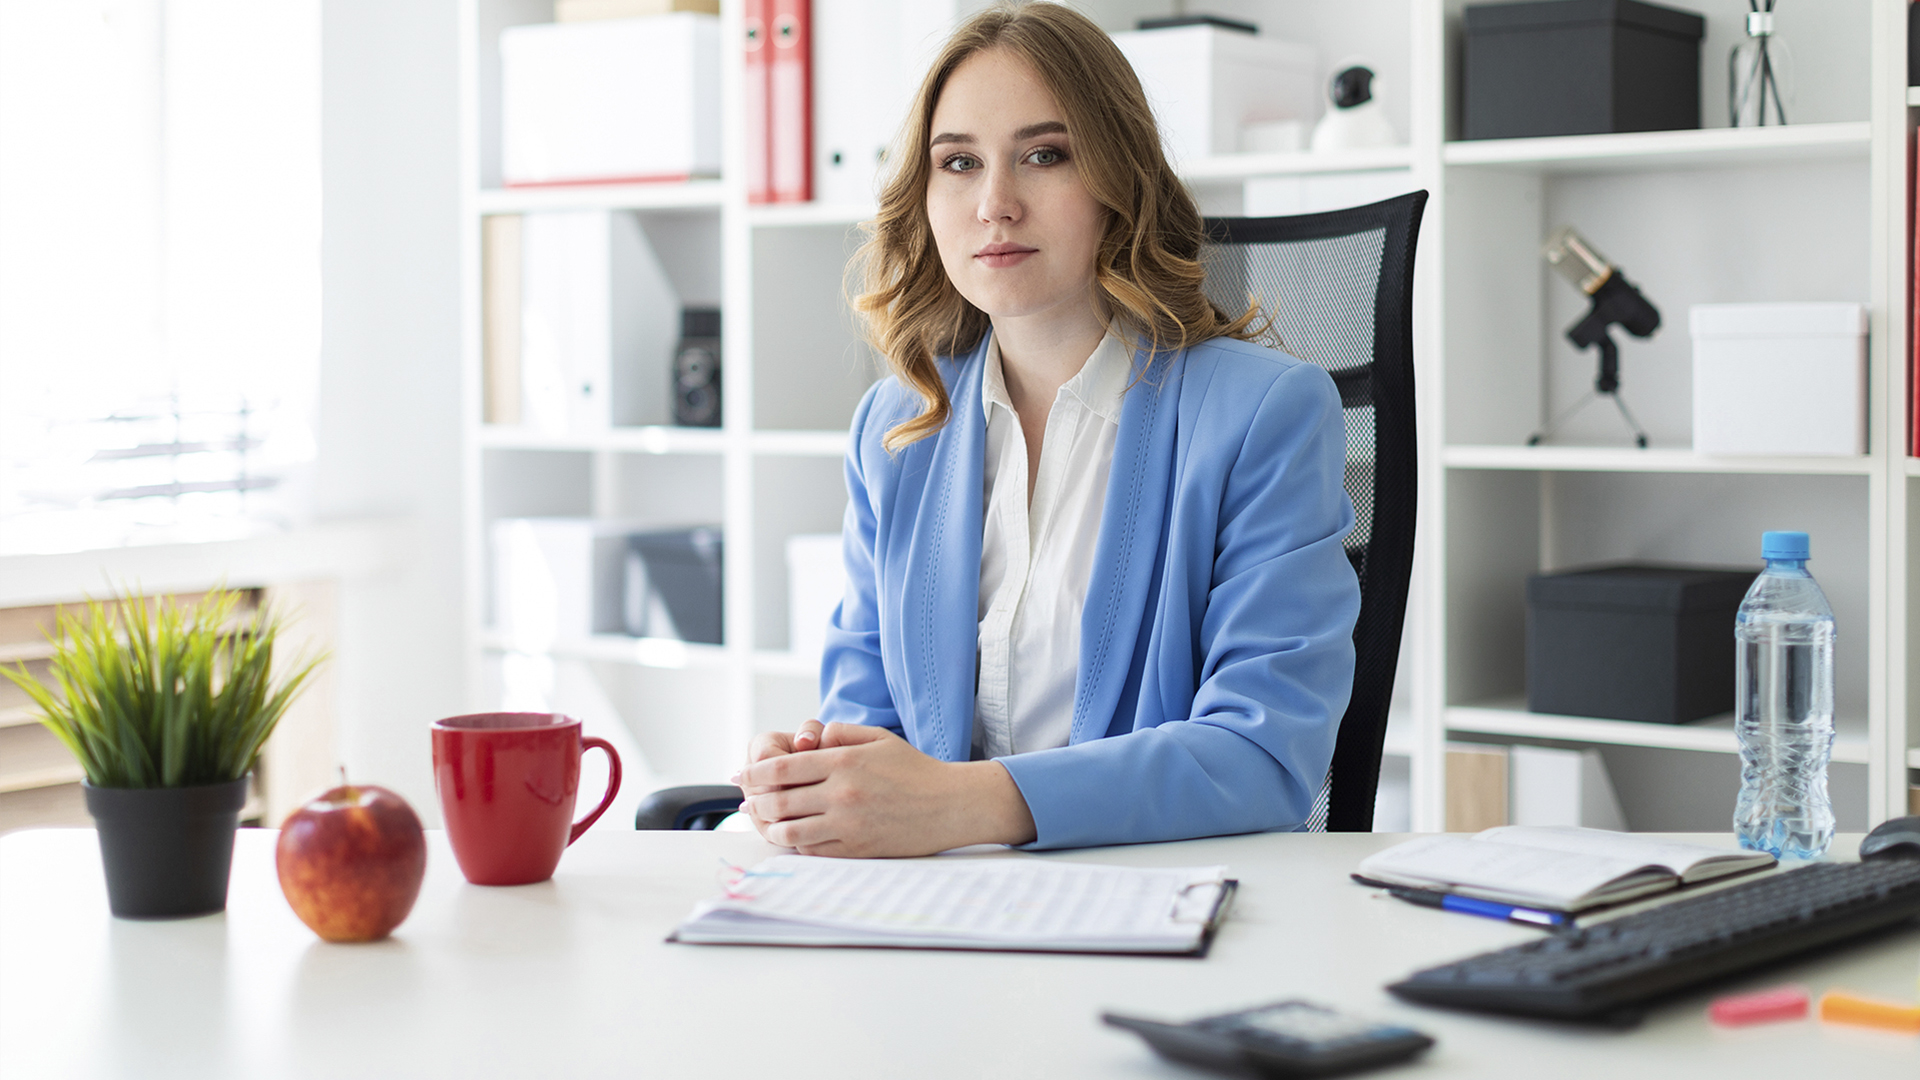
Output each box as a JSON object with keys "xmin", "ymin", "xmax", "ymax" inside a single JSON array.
[{"xmin": 456, "ymin": 0, "xmax": 1917, "ymax": 826}]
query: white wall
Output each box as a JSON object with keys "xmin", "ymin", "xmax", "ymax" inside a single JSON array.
[{"xmin": 316, "ymin": 0, "xmax": 466, "ymax": 821}]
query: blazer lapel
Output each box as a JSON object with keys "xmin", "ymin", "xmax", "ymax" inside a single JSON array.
[
  {"xmin": 1070, "ymin": 343, "xmax": 1184, "ymax": 743},
  {"xmin": 894, "ymin": 337, "xmax": 988, "ymax": 762}
]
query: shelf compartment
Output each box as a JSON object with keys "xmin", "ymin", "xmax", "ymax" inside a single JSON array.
[
  {"xmin": 478, "ymin": 425, "xmax": 727, "ymax": 455},
  {"xmin": 1447, "ymin": 698, "xmax": 1870, "ymax": 766},
  {"xmin": 1180, "ymin": 146, "xmax": 1414, "ymax": 183},
  {"xmin": 472, "ymin": 181, "xmax": 725, "ymax": 215},
  {"xmin": 751, "ymin": 430, "xmax": 849, "ymax": 457},
  {"xmin": 479, "ymin": 632, "xmax": 730, "ymax": 671},
  {"xmin": 1445, "ymin": 444, "xmax": 1874, "ymax": 475},
  {"xmin": 1442, "ymin": 121, "xmax": 1870, "ymax": 174}
]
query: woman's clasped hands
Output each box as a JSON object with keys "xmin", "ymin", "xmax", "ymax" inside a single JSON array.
[{"xmin": 734, "ymin": 721, "xmax": 1036, "ymax": 858}]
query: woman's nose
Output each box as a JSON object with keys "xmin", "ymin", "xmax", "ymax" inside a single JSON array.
[{"xmin": 976, "ymin": 164, "xmax": 1022, "ymax": 224}]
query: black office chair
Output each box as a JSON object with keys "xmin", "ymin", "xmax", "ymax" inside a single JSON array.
[
  {"xmin": 638, "ymin": 190, "xmax": 1427, "ymax": 835},
  {"xmin": 1199, "ymin": 191, "xmax": 1427, "ymax": 832}
]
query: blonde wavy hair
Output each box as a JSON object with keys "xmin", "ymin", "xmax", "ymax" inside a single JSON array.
[{"xmin": 849, "ymin": 1, "xmax": 1263, "ymax": 451}]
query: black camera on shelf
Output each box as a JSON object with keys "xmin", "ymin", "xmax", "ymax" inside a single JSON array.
[{"xmin": 672, "ymin": 307, "xmax": 722, "ymax": 428}]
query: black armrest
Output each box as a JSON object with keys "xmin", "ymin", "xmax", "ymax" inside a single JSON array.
[{"xmin": 635, "ymin": 784, "xmax": 745, "ymax": 831}]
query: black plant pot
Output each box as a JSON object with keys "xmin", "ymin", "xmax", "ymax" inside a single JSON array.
[{"xmin": 83, "ymin": 776, "xmax": 250, "ymax": 919}]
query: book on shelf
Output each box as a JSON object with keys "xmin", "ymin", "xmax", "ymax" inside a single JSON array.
[
  {"xmin": 1911, "ymin": 136, "xmax": 1919, "ymax": 456},
  {"xmin": 768, "ymin": 0, "xmax": 813, "ymax": 203},
  {"xmin": 669, "ymin": 855, "xmax": 1236, "ymax": 955},
  {"xmin": 1357, "ymin": 826, "xmax": 1774, "ymax": 913},
  {"xmin": 744, "ymin": 0, "xmax": 771, "ymax": 202},
  {"xmin": 1444, "ymin": 743, "xmax": 1507, "ymax": 832},
  {"xmin": 482, "ymin": 214, "xmax": 523, "ymax": 426},
  {"xmin": 810, "ymin": 0, "xmax": 955, "ymax": 208}
]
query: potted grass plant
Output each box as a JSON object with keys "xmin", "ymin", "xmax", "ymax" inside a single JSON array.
[{"xmin": 1, "ymin": 587, "xmax": 322, "ymax": 919}]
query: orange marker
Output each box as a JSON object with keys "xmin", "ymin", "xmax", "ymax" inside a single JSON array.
[{"xmin": 1818, "ymin": 991, "xmax": 1920, "ymax": 1033}]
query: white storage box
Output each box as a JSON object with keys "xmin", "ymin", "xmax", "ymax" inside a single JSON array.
[
  {"xmin": 1110, "ymin": 26, "xmax": 1316, "ymax": 164},
  {"xmin": 500, "ymin": 14, "xmax": 720, "ymax": 186},
  {"xmin": 493, "ymin": 518, "xmax": 644, "ymax": 645},
  {"xmin": 1690, "ymin": 303, "xmax": 1867, "ymax": 456},
  {"xmin": 786, "ymin": 533, "xmax": 845, "ymax": 663}
]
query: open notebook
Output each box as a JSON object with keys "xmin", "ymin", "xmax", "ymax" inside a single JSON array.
[
  {"xmin": 1357, "ymin": 826, "xmax": 1776, "ymax": 913},
  {"xmin": 669, "ymin": 856, "xmax": 1236, "ymax": 955}
]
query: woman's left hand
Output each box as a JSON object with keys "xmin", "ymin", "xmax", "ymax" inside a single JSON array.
[{"xmin": 737, "ymin": 723, "xmax": 1036, "ymax": 857}]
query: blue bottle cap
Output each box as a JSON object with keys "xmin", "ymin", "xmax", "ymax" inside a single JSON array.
[{"xmin": 1762, "ymin": 531, "xmax": 1810, "ymax": 561}]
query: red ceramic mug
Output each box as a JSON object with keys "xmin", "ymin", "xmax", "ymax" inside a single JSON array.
[{"xmin": 432, "ymin": 712, "xmax": 622, "ymax": 886}]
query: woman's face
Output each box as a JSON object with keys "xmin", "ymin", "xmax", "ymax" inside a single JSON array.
[{"xmin": 924, "ymin": 48, "xmax": 1108, "ymax": 327}]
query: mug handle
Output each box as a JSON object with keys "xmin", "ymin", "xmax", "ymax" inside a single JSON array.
[{"xmin": 568, "ymin": 736, "xmax": 623, "ymax": 845}]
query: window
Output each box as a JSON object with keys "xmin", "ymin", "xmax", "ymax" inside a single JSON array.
[{"xmin": 0, "ymin": 0, "xmax": 320, "ymax": 553}]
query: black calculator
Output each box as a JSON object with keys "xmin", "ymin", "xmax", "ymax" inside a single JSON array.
[{"xmin": 1103, "ymin": 1000, "xmax": 1434, "ymax": 1077}]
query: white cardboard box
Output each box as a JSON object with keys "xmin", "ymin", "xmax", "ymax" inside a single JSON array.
[
  {"xmin": 786, "ymin": 533, "xmax": 845, "ymax": 663},
  {"xmin": 1110, "ymin": 26, "xmax": 1316, "ymax": 165},
  {"xmin": 1690, "ymin": 302, "xmax": 1867, "ymax": 457},
  {"xmin": 500, "ymin": 14, "xmax": 720, "ymax": 186}
]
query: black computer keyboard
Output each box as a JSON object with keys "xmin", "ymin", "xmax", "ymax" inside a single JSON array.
[{"xmin": 1387, "ymin": 860, "xmax": 1920, "ymax": 1022}]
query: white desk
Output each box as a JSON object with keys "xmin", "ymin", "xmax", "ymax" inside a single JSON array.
[{"xmin": 3, "ymin": 829, "xmax": 1917, "ymax": 1079}]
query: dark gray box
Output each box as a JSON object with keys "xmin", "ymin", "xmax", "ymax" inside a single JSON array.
[
  {"xmin": 1526, "ymin": 563, "xmax": 1755, "ymax": 724},
  {"xmin": 1462, "ymin": 0, "xmax": 1705, "ymax": 140},
  {"xmin": 624, "ymin": 527, "xmax": 723, "ymax": 645}
]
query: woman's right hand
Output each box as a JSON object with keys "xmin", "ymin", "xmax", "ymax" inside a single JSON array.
[
  {"xmin": 737, "ymin": 718, "xmax": 824, "ymax": 796},
  {"xmin": 735, "ymin": 719, "xmax": 824, "ymax": 841}
]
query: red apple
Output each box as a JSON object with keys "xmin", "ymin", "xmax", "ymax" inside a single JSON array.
[{"xmin": 276, "ymin": 782, "xmax": 427, "ymax": 943}]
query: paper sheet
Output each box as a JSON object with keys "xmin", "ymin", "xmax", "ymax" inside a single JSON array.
[{"xmin": 681, "ymin": 856, "xmax": 1228, "ymax": 945}]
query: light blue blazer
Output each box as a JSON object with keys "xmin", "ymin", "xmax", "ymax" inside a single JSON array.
[{"xmin": 818, "ymin": 333, "xmax": 1360, "ymax": 849}]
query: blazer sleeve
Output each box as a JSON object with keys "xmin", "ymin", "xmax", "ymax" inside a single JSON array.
[
  {"xmin": 816, "ymin": 383, "xmax": 904, "ymax": 734},
  {"xmin": 998, "ymin": 360, "xmax": 1360, "ymax": 849}
]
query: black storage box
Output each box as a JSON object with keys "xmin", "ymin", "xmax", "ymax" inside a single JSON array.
[
  {"xmin": 1526, "ymin": 563, "xmax": 1755, "ymax": 724},
  {"xmin": 1462, "ymin": 0, "xmax": 1705, "ymax": 140},
  {"xmin": 624, "ymin": 527, "xmax": 723, "ymax": 645}
]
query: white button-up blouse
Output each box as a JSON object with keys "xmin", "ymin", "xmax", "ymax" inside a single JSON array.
[{"xmin": 972, "ymin": 330, "xmax": 1133, "ymax": 760}]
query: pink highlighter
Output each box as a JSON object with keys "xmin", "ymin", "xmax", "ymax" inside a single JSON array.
[{"xmin": 1708, "ymin": 986, "xmax": 1811, "ymax": 1027}]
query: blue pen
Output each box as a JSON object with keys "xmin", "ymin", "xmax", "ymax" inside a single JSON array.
[
  {"xmin": 1381, "ymin": 884, "xmax": 1567, "ymax": 928},
  {"xmin": 1436, "ymin": 892, "xmax": 1566, "ymax": 928}
]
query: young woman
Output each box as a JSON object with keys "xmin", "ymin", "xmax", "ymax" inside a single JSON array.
[{"xmin": 735, "ymin": 2, "xmax": 1360, "ymax": 856}]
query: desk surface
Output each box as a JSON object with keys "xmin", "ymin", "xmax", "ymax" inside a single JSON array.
[{"xmin": 3, "ymin": 828, "xmax": 1917, "ymax": 1079}]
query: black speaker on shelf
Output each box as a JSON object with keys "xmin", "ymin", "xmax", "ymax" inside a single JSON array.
[{"xmin": 672, "ymin": 307, "xmax": 722, "ymax": 427}]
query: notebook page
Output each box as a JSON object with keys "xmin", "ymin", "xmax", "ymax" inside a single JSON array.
[
  {"xmin": 690, "ymin": 856, "xmax": 1227, "ymax": 943},
  {"xmin": 1357, "ymin": 835, "xmax": 1654, "ymax": 908},
  {"xmin": 1473, "ymin": 826, "xmax": 1773, "ymax": 879}
]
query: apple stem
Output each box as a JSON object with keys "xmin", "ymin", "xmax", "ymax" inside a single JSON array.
[{"xmin": 339, "ymin": 764, "xmax": 349, "ymax": 790}]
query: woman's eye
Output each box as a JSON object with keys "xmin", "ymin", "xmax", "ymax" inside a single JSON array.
[
  {"xmin": 940, "ymin": 154, "xmax": 980, "ymax": 173},
  {"xmin": 1026, "ymin": 146, "xmax": 1064, "ymax": 166}
]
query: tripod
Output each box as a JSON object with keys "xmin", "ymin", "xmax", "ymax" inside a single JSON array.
[{"xmin": 1527, "ymin": 273, "xmax": 1659, "ymax": 449}]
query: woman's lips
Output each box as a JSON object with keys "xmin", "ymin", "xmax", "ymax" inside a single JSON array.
[{"xmin": 975, "ymin": 243, "xmax": 1036, "ymax": 268}]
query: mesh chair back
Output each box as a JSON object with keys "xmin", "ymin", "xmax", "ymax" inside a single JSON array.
[{"xmin": 1199, "ymin": 191, "xmax": 1427, "ymax": 832}]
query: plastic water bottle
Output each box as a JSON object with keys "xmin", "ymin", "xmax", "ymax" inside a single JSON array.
[{"xmin": 1733, "ymin": 530, "xmax": 1835, "ymax": 859}]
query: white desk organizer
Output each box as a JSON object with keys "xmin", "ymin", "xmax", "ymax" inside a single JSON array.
[{"xmin": 1690, "ymin": 302, "xmax": 1867, "ymax": 457}]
